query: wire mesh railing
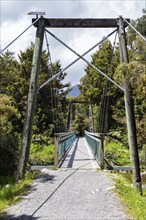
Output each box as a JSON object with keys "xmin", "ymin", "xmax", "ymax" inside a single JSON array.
[
  {"xmin": 85, "ymin": 131, "xmax": 104, "ymax": 169},
  {"xmin": 54, "ymin": 132, "xmax": 76, "ymax": 168}
]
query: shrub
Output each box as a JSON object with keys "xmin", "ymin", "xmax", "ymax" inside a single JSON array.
[
  {"xmin": 104, "ymin": 141, "xmax": 130, "ymax": 167},
  {"xmin": 29, "ymin": 143, "xmax": 54, "ymax": 165},
  {"xmin": 0, "ymin": 134, "xmax": 19, "ymax": 176}
]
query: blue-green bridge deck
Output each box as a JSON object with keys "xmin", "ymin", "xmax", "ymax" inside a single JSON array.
[{"xmin": 61, "ymin": 137, "xmax": 100, "ymax": 170}]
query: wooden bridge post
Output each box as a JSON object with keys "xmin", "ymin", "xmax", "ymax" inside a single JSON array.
[
  {"xmin": 17, "ymin": 17, "xmax": 45, "ymax": 180},
  {"xmin": 118, "ymin": 16, "xmax": 142, "ymax": 193}
]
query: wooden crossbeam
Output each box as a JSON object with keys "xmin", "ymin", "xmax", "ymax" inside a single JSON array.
[{"xmin": 32, "ymin": 18, "xmax": 130, "ymax": 28}]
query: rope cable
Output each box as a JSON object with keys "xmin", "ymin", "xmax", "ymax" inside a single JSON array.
[
  {"xmin": 38, "ymin": 28, "xmax": 117, "ymax": 91},
  {"xmin": 0, "ymin": 17, "xmax": 40, "ymax": 54}
]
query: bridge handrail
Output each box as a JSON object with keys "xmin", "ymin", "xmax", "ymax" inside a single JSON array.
[
  {"xmin": 85, "ymin": 131, "xmax": 104, "ymax": 169},
  {"xmin": 54, "ymin": 132, "xmax": 76, "ymax": 168}
]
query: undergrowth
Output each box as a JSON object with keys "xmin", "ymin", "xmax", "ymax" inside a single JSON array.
[
  {"xmin": 113, "ymin": 173, "xmax": 146, "ymax": 220},
  {"xmin": 105, "ymin": 139, "xmax": 146, "ymax": 220},
  {"xmin": 29, "ymin": 143, "xmax": 54, "ymax": 165},
  {"xmin": 0, "ymin": 173, "xmax": 34, "ymax": 216},
  {"xmin": 104, "ymin": 140, "xmax": 130, "ymax": 167}
]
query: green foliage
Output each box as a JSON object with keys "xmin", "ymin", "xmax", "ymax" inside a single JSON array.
[
  {"xmin": 0, "ymin": 175, "xmax": 32, "ymax": 215},
  {"xmin": 0, "ymin": 51, "xmax": 19, "ymax": 95},
  {"xmin": 80, "ymin": 40, "xmax": 115, "ymax": 104},
  {"xmin": 0, "ymin": 42, "xmax": 70, "ymax": 177},
  {"xmin": 113, "ymin": 61, "xmax": 146, "ymax": 148},
  {"xmin": 127, "ymin": 15, "xmax": 146, "ymax": 50},
  {"xmin": 0, "ymin": 15, "xmax": 146, "ymax": 177},
  {"xmin": 79, "ymin": 15, "xmax": 146, "ymax": 153},
  {"xmin": 79, "ymin": 40, "xmax": 121, "ymax": 134},
  {"xmin": 72, "ymin": 114, "xmax": 88, "ymax": 136},
  {"xmin": 0, "ymin": 134, "xmax": 19, "ymax": 176},
  {"xmin": 124, "ymin": 16, "xmax": 146, "ymax": 149},
  {"xmin": 0, "ymin": 94, "xmax": 20, "ymax": 134},
  {"xmin": 140, "ymin": 144, "xmax": 146, "ymax": 170},
  {"xmin": 29, "ymin": 142, "xmax": 54, "ymax": 165},
  {"xmin": 69, "ymin": 100, "xmax": 89, "ymax": 136},
  {"xmin": 0, "ymin": 94, "xmax": 20, "ymax": 176},
  {"xmin": 104, "ymin": 140, "xmax": 130, "ymax": 167},
  {"xmin": 115, "ymin": 176, "xmax": 146, "ymax": 220}
]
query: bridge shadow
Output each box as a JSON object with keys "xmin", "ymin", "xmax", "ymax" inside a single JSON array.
[
  {"xmin": 34, "ymin": 173, "xmax": 55, "ymax": 184},
  {"xmin": 76, "ymin": 148, "xmax": 94, "ymax": 158},
  {"xmin": 67, "ymin": 138, "xmax": 79, "ymax": 168},
  {"xmin": 0, "ymin": 214, "xmax": 38, "ymax": 220}
]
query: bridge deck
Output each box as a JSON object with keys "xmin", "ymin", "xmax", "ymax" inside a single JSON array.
[{"xmin": 61, "ymin": 137, "xmax": 100, "ymax": 170}]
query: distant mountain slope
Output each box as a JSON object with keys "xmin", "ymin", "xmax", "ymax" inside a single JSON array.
[{"xmin": 67, "ymin": 85, "xmax": 80, "ymax": 97}]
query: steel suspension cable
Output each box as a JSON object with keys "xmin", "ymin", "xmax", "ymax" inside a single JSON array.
[
  {"xmin": 45, "ymin": 31, "xmax": 53, "ymax": 70},
  {"xmin": 98, "ymin": 30, "xmax": 118, "ymax": 133},
  {"xmin": 38, "ymin": 28, "xmax": 118, "ymax": 91},
  {"xmin": 45, "ymin": 31, "xmax": 65, "ymax": 133},
  {"xmin": 123, "ymin": 17, "xmax": 146, "ymax": 42},
  {"xmin": 0, "ymin": 17, "xmax": 40, "ymax": 54},
  {"xmin": 45, "ymin": 28, "xmax": 124, "ymax": 92},
  {"xmin": 44, "ymin": 31, "xmax": 56, "ymax": 128}
]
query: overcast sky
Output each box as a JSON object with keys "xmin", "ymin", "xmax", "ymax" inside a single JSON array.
[{"xmin": 0, "ymin": 0, "xmax": 145, "ymax": 86}]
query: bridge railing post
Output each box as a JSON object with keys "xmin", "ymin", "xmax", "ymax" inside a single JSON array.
[
  {"xmin": 99, "ymin": 133, "xmax": 104, "ymax": 169},
  {"xmin": 54, "ymin": 134, "xmax": 59, "ymax": 169}
]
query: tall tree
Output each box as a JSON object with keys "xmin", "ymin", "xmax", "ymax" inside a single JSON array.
[{"xmin": 0, "ymin": 44, "xmax": 70, "ymax": 177}]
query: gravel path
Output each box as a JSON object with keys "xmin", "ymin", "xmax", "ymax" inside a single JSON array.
[
  {"xmin": 2, "ymin": 138, "xmax": 130, "ymax": 219},
  {"xmin": 2, "ymin": 169, "xmax": 129, "ymax": 220}
]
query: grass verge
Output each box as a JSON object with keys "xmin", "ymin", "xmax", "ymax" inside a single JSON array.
[
  {"xmin": 0, "ymin": 173, "xmax": 34, "ymax": 216},
  {"xmin": 113, "ymin": 173, "xmax": 146, "ymax": 220}
]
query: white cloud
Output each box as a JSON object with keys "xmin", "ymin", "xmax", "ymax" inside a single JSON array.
[
  {"xmin": 1, "ymin": 15, "xmax": 35, "ymax": 55},
  {"xmin": 1, "ymin": 0, "xmax": 145, "ymax": 86}
]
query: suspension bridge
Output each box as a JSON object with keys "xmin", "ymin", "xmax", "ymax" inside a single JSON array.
[
  {"xmin": 54, "ymin": 131, "xmax": 103, "ymax": 170},
  {"xmin": 1, "ymin": 12, "xmax": 146, "ymax": 207}
]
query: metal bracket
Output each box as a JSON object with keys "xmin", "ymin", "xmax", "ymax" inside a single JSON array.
[{"xmin": 28, "ymin": 11, "xmax": 46, "ymax": 18}]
